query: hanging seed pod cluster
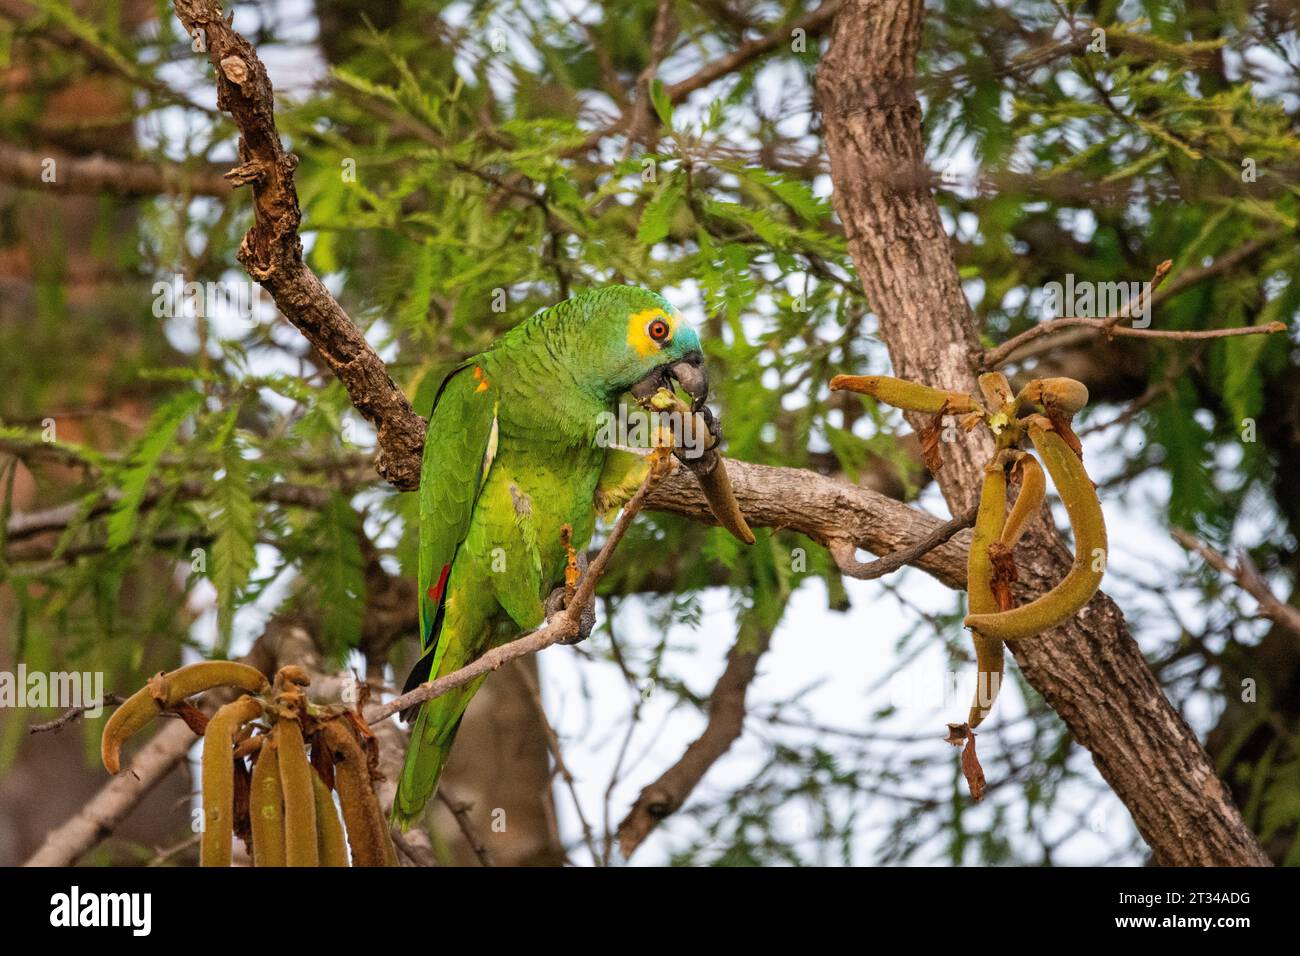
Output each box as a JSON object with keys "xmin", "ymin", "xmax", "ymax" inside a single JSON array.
[
  {"xmin": 830, "ymin": 371, "xmax": 1107, "ymax": 741},
  {"xmin": 102, "ymin": 661, "xmax": 398, "ymax": 867}
]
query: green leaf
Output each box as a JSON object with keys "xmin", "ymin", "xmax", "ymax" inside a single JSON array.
[
  {"xmin": 637, "ymin": 174, "xmax": 684, "ymax": 245},
  {"xmin": 303, "ymin": 492, "xmax": 366, "ymax": 661},
  {"xmin": 209, "ymin": 435, "xmax": 256, "ymax": 655},
  {"xmin": 107, "ymin": 391, "xmax": 204, "ymax": 550},
  {"xmin": 1220, "ymin": 333, "xmax": 1270, "ymax": 425},
  {"xmin": 649, "ymin": 78, "xmax": 673, "ymax": 129}
]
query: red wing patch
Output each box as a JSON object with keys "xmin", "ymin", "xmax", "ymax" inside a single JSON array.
[{"xmin": 426, "ymin": 563, "xmax": 451, "ymax": 604}]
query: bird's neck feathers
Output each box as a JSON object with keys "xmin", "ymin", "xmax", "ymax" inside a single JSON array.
[{"xmin": 482, "ymin": 307, "xmax": 620, "ymax": 444}]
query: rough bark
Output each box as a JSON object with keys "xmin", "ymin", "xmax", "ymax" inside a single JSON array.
[
  {"xmin": 815, "ymin": 0, "xmax": 1269, "ymax": 865},
  {"xmin": 172, "ymin": 0, "xmax": 426, "ymax": 490}
]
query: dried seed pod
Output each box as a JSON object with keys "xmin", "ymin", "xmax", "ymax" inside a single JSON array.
[
  {"xmin": 322, "ymin": 718, "xmax": 399, "ymax": 867},
  {"xmin": 999, "ymin": 453, "xmax": 1046, "ymax": 551},
  {"xmin": 200, "ymin": 695, "xmax": 263, "ymax": 867},
  {"xmin": 964, "ymin": 419, "xmax": 1106, "ymax": 640},
  {"xmin": 830, "ymin": 374, "xmax": 979, "ymax": 414},
  {"xmin": 682, "ymin": 438, "xmax": 756, "ymax": 545},
  {"xmin": 276, "ymin": 718, "xmax": 319, "ymax": 867},
  {"xmin": 312, "ymin": 770, "xmax": 349, "ymax": 867},
  {"xmin": 101, "ymin": 661, "xmax": 269, "ymax": 774},
  {"xmin": 977, "ymin": 372, "xmax": 1014, "ymax": 409},
  {"xmin": 249, "ymin": 734, "xmax": 285, "ymax": 867},
  {"xmin": 1014, "ymin": 377, "xmax": 1089, "ymax": 417},
  {"xmin": 644, "ymin": 390, "xmax": 755, "ymax": 544},
  {"xmin": 966, "ymin": 459, "xmax": 1008, "ymax": 729}
]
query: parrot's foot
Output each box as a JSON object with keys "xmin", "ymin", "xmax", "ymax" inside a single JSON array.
[
  {"xmin": 698, "ymin": 403, "xmax": 720, "ymax": 446},
  {"xmin": 546, "ymin": 552, "xmax": 595, "ymax": 645}
]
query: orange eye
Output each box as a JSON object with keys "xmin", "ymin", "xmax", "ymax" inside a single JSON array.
[{"xmin": 647, "ymin": 317, "xmax": 670, "ymax": 343}]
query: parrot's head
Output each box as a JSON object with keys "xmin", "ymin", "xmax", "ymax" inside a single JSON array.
[
  {"xmin": 571, "ymin": 286, "xmax": 708, "ymax": 409},
  {"xmin": 565, "ymin": 286, "xmax": 756, "ymax": 546}
]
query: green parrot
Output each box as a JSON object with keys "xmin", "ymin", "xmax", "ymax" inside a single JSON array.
[{"xmin": 393, "ymin": 285, "xmax": 749, "ymax": 828}]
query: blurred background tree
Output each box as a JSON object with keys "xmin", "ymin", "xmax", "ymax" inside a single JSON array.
[{"xmin": 0, "ymin": 0, "xmax": 1296, "ymax": 865}]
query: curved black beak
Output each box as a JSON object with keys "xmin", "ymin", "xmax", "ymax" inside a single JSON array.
[
  {"xmin": 668, "ymin": 353, "xmax": 708, "ymax": 411},
  {"xmin": 629, "ymin": 351, "xmax": 709, "ymax": 411}
]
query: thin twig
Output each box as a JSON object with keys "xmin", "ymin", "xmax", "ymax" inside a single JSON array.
[
  {"xmin": 147, "ymin": 832, "xmax": 201, "ymax": 867},
  {"xmin": 434, "ymin": 790, "xmax": 495, "ymax": 867},
  {"xmin": 829, "ymin": 505, "xmax": 978, "ymax": 580},
  {"xmin": 985, "ymin": 253, "xmax": 1288, "ymax": 368},
  {"xmin": 28, "ymin": 694, "xmax": 125, "ymax": 734},
  {"xmin": 389, "ymin": 826, "xmax": 439, "ymax": 867},
  {"xmin": 516, "ymin": 666, "xmax": 603, "ymax": 865},
  {"xmin": 616, "ymin": 618, "xmax": 775, "ymax": 858},
  {"xmin": 664, "ymin": 1, "xmax": 842, "ymax": 103}
]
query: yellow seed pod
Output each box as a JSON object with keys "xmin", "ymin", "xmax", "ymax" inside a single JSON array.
[
  {"xmin": 200, "ymin": 695, "xmax": 263, "ymax": 867},
  {"xmin": 276, "ymin": 718, "xmax": 319, "ymax": 867},
  {"xmin": 999, "ymin": 453, "xmax": 1046, "ymax": 550},
  {"xmin": 966, "ymin": 459, "xmax": 1008, "ymax": 729},
  {"xmin": 101, "ymin": 661, "xmax": 269, "ymax": 774},
  {"xmin": 312, "ymin": 770, "xmax": 349, "ymax": 867},
  {"xmin": 249, "ymin": 735, "xmax": 285, "ymax": 867},
  {"xmin": 1015, "ymin": 377, "xmax": 1089, "ymax": 417},
  {"xmin": 964, "ymin": 420, "xmax": 1106, "ymax": 640},
  {"xmin": 830, "ymin": 374, "xmax": 979, "ymax": 414}
]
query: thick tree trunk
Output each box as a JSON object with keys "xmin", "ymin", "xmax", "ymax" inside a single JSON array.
[{"xmin": 815, "ymin": 0, "xmax": 1269, "ymax": 865}]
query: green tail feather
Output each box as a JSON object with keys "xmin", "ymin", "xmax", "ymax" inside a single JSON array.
[{"xmin": 391, "ymin": 685, "xmax": 479, "ymax": 830}]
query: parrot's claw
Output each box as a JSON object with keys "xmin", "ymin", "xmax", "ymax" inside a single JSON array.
[
  {"xmin": 698, "ymin": 404, "xmax": 721, "ymax": 446},
  {"xmin": 546, "ymin": 552, "xmax": 594, "ymax": 645},
  {"xmin": 546, "ymin": 586, "xmax": 595, "ymax": 644}
]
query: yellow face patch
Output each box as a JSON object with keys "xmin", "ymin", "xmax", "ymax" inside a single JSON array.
[{"xmin": 627, "ymin": 307, "xmax": 677, "ymax": 358}]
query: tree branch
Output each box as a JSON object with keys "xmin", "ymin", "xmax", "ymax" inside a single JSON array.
[
  {"xmin": 435, "ymin": 790, "xmax": 495, "ymax": 867},
  {"xmin": 984, "ymin": 240, "xmax": 1288, "ymax": 368},
  {"xmin": 170, "ymin": 0, "xmax": 426, "ymax": 490},
  {"xmin": 648, "ymin": 458, "xmax": 968, "ymax": 588},
  {"xmin": 0, "ymin": 142, "xmax": 232, "ymax": 197},
  {"xmin": 1172, "ymin": 529, "xmax": 1300, "ymax": 639},
  {"xmin": 28, "ymin": 694, "xmax": 125, "ymax": 735},
  {"xmin": 616, "ymin": 620, "xmax": 773, "ymax": 858},
  {"xmin": 24, "ymin": 715, "xmax": 197, "ymax": 867},
  {"xmin": 829, "ymin": 504, "xmax": 976, "ymax": 580},
  {"xmin": 664, "ymin": 0, "xmax": 841, "ymax": 103}
]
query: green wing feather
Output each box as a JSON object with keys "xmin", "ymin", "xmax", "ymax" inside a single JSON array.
[
  {"xmin": 408, "ymin": 364, "xmax": 498, "ymax": 686},
  {"xmin": 393, "ymin": 363, "xmax": 500, "ymax": 826}
]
